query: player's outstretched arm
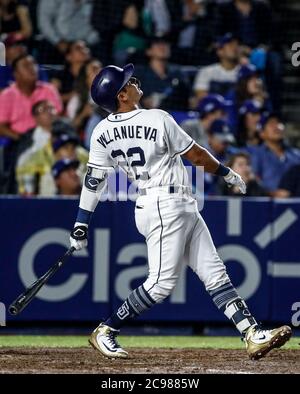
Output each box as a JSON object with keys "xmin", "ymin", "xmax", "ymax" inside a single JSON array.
[
  {"xmin": 183, "ymin": 143, "xmax": 246, "ymax": 194},
  {"xmin": 70, "ymin": 166, "xmax": 108, "ymax": 250}
]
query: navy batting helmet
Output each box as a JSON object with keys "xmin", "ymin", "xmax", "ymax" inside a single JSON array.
[{"xmin": 91, "ymin": 63, "xmax": 135, "ymax": 113}]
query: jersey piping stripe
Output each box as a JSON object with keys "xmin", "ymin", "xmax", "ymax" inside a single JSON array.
[
  {"xmin": 107, "ymin": 111, "xmax": 143, "ymax": 122},
  {"xmin": 170, "ymin": 140, "xmax": 195, "ymax": 159},
  {"xmin": 147, "ymin": 198, "xmax": 163, "ymax": 293}
]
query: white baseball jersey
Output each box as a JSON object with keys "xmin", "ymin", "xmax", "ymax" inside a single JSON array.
[
  {"xmin": 85, "ymin": 107, "xmax": 229, "ymax": 306},
  {"xmin": 88, "ymin": 109, "xmax": 195, "ymax": 189}
]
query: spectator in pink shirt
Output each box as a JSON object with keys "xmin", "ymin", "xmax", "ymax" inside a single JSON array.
[{"xmin": 0, "ymin": 54, "xmax": 62, "ymax": 142}]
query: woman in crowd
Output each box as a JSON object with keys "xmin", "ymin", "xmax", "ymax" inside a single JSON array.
[
  {"xmin": 66, "ymin": 58, "xmax": 102, "ymax": 136},
  {"xmin": 236, "ymin": 99, "xmax": 262, "ymax": 148},
  {"xmin": 227, "ymin": 64, "xmax": 271, "ymax": 134}
]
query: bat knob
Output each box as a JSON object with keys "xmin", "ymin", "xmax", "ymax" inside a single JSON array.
[{"xmin": 8, "ymin": 305, "xmax": 19, "ymax": 315}]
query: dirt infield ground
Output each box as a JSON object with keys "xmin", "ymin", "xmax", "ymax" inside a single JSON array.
[{"xmin": 0, "ymin": 347, "xmax": 299, "ymax": 374}]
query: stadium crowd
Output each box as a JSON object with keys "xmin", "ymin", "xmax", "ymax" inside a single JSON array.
[{"xmin": 0, "ymin": 0, "xmax": 299, "ymax": 197}]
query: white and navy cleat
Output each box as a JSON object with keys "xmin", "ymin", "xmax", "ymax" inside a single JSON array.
[
  {"xmin": 245, "ymin": 325, "xmax": 292, "ymax": 360},
  {"xmin": 89, "ymin": 323, "xmax": 128, "ymax": 359}
]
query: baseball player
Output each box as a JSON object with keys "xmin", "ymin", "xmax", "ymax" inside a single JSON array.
[{"xmin": 70, "ymin": 64, "xmax": 291, "ymax": 360}]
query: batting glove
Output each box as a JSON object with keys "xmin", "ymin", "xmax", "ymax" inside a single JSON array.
[
  {"xmin": 224, "ymin": 169, "xmax": 247, "ymax": 194},
  {"xmin": 70, "ymin": 222, "xmax": 88, "ymax": 250}
]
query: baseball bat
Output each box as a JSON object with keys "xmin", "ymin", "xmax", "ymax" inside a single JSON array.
[{"xmin": 9, "ymin": 246, "xmax": 76, "ymax": 316}]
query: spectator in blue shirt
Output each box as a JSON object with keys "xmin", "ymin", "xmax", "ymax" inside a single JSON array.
[
  {"xmin": 251, "ymin": 113, "xmax": 300, "ymax": 195},
  {"xmin": 134, "ymin": 37, "xmax": 190, "ymax": 110}
]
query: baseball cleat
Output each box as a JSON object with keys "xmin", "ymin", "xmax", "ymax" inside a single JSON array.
[
  {"xmin": 244, "ymin": 325, "xmax": 292, "ymax": 360},
  {"xmin": 89, "ymin": 323, "xmax": 128, "ymax": 359}
]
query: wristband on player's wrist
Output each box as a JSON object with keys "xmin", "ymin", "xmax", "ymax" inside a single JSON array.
[{"xmin": 215, "ymin": 163, "xmax": 230, "ymax": 177}]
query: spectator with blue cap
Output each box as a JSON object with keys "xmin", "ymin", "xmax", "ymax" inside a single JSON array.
[
  {"xmin": 251, "ymin": 113, "xmax": 300, "ymax": 195},
  {"xmin": 193, "ymin": 33, "xmax": 240, "ymax": 101},
  {"xmin": 203, "ymin": 118, "xmax": 238, "ymax": 195},
  {"xmin": 207, "ymin": 119, "xmax": 236, "ymax": 161},
  {"xmin": 236, "ymin": 99, "xmax": 262, "ymax": 147},
  {"xmin": 181, "ymin": 94, "xmax": 230, "ymax": 145},
  {"xmin": 52, "ymin": 158, "xmax": 81, "ymax": 196},
  {"xmin": 52, "ymin": 133, "xmax": 79, "ymax": 159}
]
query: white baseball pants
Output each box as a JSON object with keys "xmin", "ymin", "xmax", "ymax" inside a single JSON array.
[{"xmin": 134, "ymin": 191, "xmax": 230, "ymax": 303}]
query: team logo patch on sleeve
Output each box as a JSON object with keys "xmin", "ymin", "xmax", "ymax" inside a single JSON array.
[{"xmin": 85, "ymin": 175, "xmax": 100, "ymax": 191}]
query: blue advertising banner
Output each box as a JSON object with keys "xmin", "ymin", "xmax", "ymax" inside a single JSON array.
[{"xmin": 0, "ymin": 197, "xmax": 299, "ymax": 324}]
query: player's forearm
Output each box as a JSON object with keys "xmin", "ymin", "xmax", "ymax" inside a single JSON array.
[
  {"xmin": 183, "ymin": 143, "xmax": 226, "ymax": 175},
  {"xmin": 75, "ymin": 166, "xmax": 108, "ymax": 225}
]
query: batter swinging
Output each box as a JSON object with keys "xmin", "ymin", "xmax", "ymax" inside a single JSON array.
[{"xmin": 70, "ymin": 64, "xmax": 291, "ymax": 360}]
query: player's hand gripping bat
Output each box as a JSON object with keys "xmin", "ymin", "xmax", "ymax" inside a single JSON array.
[{"xmin": 9, "ymin": 247, "xmax": 75, "ymax": 315}]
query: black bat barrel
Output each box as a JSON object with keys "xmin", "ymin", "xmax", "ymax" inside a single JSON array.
[{"xmin": 8, "ymin": 247, "xmax": 75, "ymax": 316}]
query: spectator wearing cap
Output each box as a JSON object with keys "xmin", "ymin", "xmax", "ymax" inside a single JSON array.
[
  {"xmin": 219, "ymin": 152, "xmax": 266, "ymax": 196},
  {"xmin": 0, "ymin": 54, "xmax": 62, "ymax": 141},
  {"xmin": 204, "ymin": 118, "xmax": 238, "ymax": 194},
  {"xmin": 37, "ymin": 0, "xmax": 99, "ymax": 64},
  {"xmin": 276, "ymin": 165, "xmax": 300, "ymax": 198},
  {"xmin": 52, "ymin": 158, "xmax": 81, "ymax": 196},
  {"xmin": 135, "ymin": 38, "xmax": 190, "ymax": 110},
  {"xmin": 226, "ymin": 64, "xmax": 271, "ymax": 133},
  {"xmin": 236, "ymin": 99, "xmax": 261, "ymax": 147},
  {"xmin": 180, "ymin": 94, "xmax": 229, "ymax": 145},
  {"xmin": 170, "ymin": 0, "xmax": 215, "ymax": 66},
  {"xmin": 193, "ymin": 33, "xmax": 240, "ymax": 101},
  {"xmin": 0, "ymin": 36, "xmax": 48, "ymax": 90},
  {"xmin": 16, "ymin": 130, "xmax": 88, "ymax": 196},
  {"xmin": 215, "ymin": 0, "xmax": 282, "ymax": 112},
  {"xmin": 206, "ymin": 118, "xmax": 237, "ymax": 162},
  {"xmin": 251, "ymin": 113, "xmax": 300, "ymax": 195}
]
